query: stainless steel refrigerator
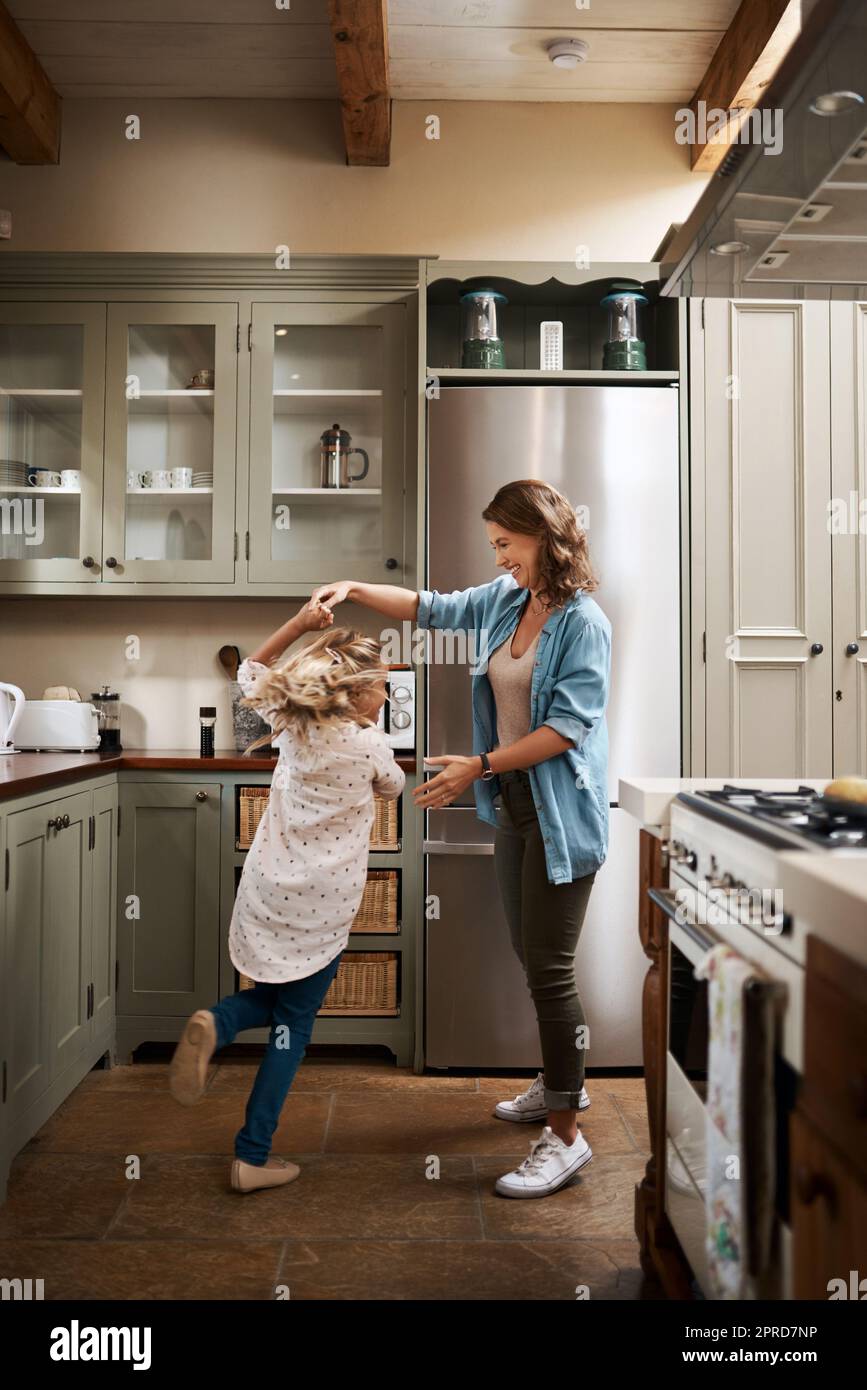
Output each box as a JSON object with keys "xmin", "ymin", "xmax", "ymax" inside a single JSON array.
[{"xmin": 424, "ymin": 385, "xmax": 681, "ymax": 1068}]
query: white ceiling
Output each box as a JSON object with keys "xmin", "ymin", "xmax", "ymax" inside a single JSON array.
[{"xmin": 7, "ymin": 0, "xmax": 741, "ymax": 102}]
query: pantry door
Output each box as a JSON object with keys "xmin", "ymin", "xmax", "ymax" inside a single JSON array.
[
  {"xmin": 103, "ymin": 303, "xmax": 238, "ymax": 583},
  {"xmin": 830, "ymin": 301, "xmax": 867, "ymax": 776},
  {"xmin": 702, "ymin": 299, "xmax": 833, "ymax": 778}
]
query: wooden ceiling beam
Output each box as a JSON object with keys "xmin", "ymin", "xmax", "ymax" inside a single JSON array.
[
  {"xmin": 688, "ymin": 0, "xmax": 801, "ymax": 173},
  {"xmin": 0, "ymin": 0, "xmax": 60, "ymax": 164},
  {"xmin": 328, "ymin": 0, "xmax": 390, "ymax": 167}
]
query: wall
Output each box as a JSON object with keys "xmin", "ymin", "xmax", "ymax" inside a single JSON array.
[
  {"xmin": 0, "ymin": 98, "xmax": 709, "ymax": 260},
  {"xmin": 0, "ymin": 598, "xmax": 395, "ymax": 750}
]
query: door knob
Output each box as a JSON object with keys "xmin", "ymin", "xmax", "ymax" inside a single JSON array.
[
  {"xmin": 846, "ymin": 642, "xmax": 860, "ymax": 656},
  {"xmin": 195, "ymin": 790, "xmax": 208, "ymax": 802},
  {"xmin": 385, "ymin": 558, "xmax": 398, "ymax": 570},
  {"xmin": 105, "ymin": 556, "xmax": 118, "ymax": 568},
  {"xmin": 82, "ymin": 556, "xmax": 95, "ymax": 568},
  {"xmin": 810, "ymin": 642, "xmax": 824, "ymax": 655}
]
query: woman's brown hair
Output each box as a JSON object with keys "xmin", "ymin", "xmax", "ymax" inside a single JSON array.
[
  {"xmin": 242, "ymin": 627, "xmax": 386, "ymax": 753},
  {"xmin": 482, "ymin": 478, "xmax": 598, "ymax": 609}
]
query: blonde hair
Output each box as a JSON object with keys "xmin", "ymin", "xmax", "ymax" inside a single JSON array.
[
  {"xmin": 243, "ymin": 627, "xmax": 386, "ymax": 753},
  {"xmin": 482, "ymin": 478, "xmax": 598, "ymax": 609}
]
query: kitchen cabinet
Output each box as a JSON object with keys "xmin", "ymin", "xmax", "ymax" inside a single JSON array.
[
  {"xmin": 115, "ymin": 781, "xmax": 220, "ymax": 1041},
  {"xmin": 0, "ymin": 258, "xmax": 420, "ymax": 597},
  {"xmin": 695, "ymin": 298, "xmax": 867, "ymax": 778},
  {"xmin": 0, "ymin": 302, "xmax": 106, "ymax": 582},
  {"xmin": 248, "ymin": 301, "xmax": 406, "ymax": 585},
  {"xmin": 791, "ymin": 936, "xmax": 867, "ymax": 1298},
  {"xmin": 103, "ymin": 303, "xmax": 238, "ymax": 583},
  {"xmin": 2, "ymin": 782, "xmax": 116, "ymax": 1126}
]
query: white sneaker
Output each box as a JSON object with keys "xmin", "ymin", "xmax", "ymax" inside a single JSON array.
[
  {"xmin": 493, "ymin": 1071, "xmax": 590, "ymax": 1122},
  {"xmin": 495, "ymin": 1126, "xmax": 593, "ymax": 1199}
]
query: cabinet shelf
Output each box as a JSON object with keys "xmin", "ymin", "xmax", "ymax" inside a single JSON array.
[
  {"xmin": 126, "ymin": 487, "xmax": 213, "ymax": 496},
  {"xmin": 127, "ymin": 390, "xmax": 214, "ymax": 415},
  {"xmin": 426, "ymin": 367, "xmax": 680, "ymax": 385},
  {"xmin": 0, "ymin": 485, "xmax": 80, "ymax": 496},
  {"xmin": 272, "ymin": 389, "xmax": 382, "ymax": 417},
  {"xmin": 271, "ymin": 487, "xmax": 381, "ymax": 499}
]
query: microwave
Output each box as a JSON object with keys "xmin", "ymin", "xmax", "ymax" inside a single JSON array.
[{"xmin": 378, "ymin": 667, "xmax": 416, "ymax": 750}]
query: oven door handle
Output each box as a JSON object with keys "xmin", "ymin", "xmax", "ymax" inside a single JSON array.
[{"xmin": 647, "ymin": 886, "xmax": 720, "ymax": 955}]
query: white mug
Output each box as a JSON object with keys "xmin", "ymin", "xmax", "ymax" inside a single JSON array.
[
  {"xmin": 171, "ymin": 467, "xmax": 193, "ymax": 489},
  {"xmin": 142, "ymin": 469, "xmax": 171, "ymax": 489},
  {"xmin": 60, "ymin": 469, "xmax": 80, "ymax": 490},
  {"xmin": 27, "ymin": 468, "xmax": 61, "ymax": 488}
]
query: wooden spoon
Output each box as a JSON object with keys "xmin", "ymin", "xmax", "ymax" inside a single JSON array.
[{"xmin": 218, "ymin": 645, "xmax": 240, "ymax": 681}]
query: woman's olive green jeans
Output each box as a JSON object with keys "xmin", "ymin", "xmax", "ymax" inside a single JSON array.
[{"xmin": 494, "ymin": 769, "xmax": 596, "ymax": 1112}]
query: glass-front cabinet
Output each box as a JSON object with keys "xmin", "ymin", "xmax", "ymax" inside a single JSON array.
[
  {"xmin": 0, "ymin": 303, "xmax": 106, "ymax": 581},
  {"xmin": 248, "ymin": 303, "xmax": 406, "ymax": 584},
  {"xmin": 103, "ymin": 303, "xmax": 238, "ymax": 582}
]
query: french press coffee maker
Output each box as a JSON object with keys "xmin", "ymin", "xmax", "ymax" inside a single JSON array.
[
  {"xmin": 319, "ymin": 423, "xmax": 370, "ymax": 489},
  {"xmin": 92, "ymin": 685, "xmax": 122, "ymax": 751}
]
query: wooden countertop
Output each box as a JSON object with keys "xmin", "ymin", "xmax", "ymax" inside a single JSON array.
[{"xmin": 0, "ymin": 749, "xmax": 417, "ymax": 801}]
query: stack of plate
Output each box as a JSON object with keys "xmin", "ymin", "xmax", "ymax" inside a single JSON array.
[
  {"xmin": 0, "ymin": 459, "xmax": 26, "ymax": 488},
  {"xmin": 192, "ymin": 470, "xmax": 213, "ymax": 490}
]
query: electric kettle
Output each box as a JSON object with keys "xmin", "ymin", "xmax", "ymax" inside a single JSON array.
[{"xmin": 0, "ymin": 682, "xmax": 25, "ymax": 753}]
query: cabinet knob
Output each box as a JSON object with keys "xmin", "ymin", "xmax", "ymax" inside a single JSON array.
[
  {"xmin": 61, "ymin": 814, "xmax": 70, "ymax": 828},
  {"xmin": 384, "ymin": 557, "xmax": 398, "ymax": 570},
  {"xmin": 105, "ymin": 556, "xmax": 118, "ymax": 568},
  {"xmin": 809, "ymin": 642, "xmax": 824, "ymax": 656},
  {"xmin": 47, "ymin": 817, "xmax": 59, "ymax": 831},
  {"xmin": 848, "ymin": 1072, "xmax": 867, "ymax": 1118},
  {"xmin": 82, "ymin": 555, "xmax": 95, "ymax": 569},
  {"xmin": 846, "ymin": 642, "xmax": 860, "ymax": 656},
  {"xmin": 195, "ymin": 790, "xmax": 208, "ymax": 802},
  {"xmin": 793, "ymin": 1162, "xmax": 835, "ymax": 1208}
]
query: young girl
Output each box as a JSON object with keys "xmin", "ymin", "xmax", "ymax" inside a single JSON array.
[{"xmin": 169, "ymin": 599, "xmax": 404, "ymax": 1193}]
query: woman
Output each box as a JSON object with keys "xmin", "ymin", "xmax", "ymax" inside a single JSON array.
[{"xmin": 314, "ymin": 478, "xmax": 611, "ymax": 1200}]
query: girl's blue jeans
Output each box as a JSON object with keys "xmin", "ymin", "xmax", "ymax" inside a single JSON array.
[{"xmin": 209, "ymin": 952, "xmax": 343, "ymax": 1166}]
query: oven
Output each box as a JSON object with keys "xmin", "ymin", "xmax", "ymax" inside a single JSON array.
[{"xmin": 648, "ymin": 878, "xmax": 802, "ymax": 1299}]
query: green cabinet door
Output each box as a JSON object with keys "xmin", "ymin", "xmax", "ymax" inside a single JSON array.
[
  {"xmin": 91, "ymin": 781, "xmax": 118, "ymax": 1035},
  {"xmin": 45, "ymin": 790, "xmax": 92, "ymax": 1081},
  {"xmin": 117, "ymin": 782, "xmax": 220, "ymax": 1017},
  {"xmin": 4, "ymin": 803, "xmax": 52, "ymax": 1120}
]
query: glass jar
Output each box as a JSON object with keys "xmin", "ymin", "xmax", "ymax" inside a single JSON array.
[
  {"xmin": 600, "ymin": 291, "xmax": 648, "ymax": 371},
  {"xmin": 461, "ymin": 289, "xmax": 507, "ymax": 369},
  {"xmin": 199, "ymin": 706, "xmax": 216, "ymax": 758},
  {"xmin": 91, "ymin": 686, "xmax": 122, "ymax": 751}
]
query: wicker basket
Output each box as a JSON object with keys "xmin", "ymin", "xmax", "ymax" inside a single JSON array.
[
  {"xmin": 352, "ymin": 870, "xmax": 399, "ymax": 934},
  {"xmin": 370, "ymin": 794, "xmax": 399, "ymax": 850},
  {"xmin": 238, "ymin": 786, "xmax": 270, "ymax": 849},
  {"xmin": 319, "ymin": 952, "xmax": 399, "ymax": 1016}
]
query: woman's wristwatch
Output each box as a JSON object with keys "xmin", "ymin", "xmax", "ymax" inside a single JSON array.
[{"xmin": 479, "ymin": 752, "xmax": 496, "ymax": 781}]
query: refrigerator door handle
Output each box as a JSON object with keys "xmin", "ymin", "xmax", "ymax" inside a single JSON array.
[{"xmin": 423, "ymin": 840, "xmax": 496, "ymax": 855}]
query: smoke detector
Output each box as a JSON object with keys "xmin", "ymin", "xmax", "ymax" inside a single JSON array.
[{"xmin": 546, "ymin": 39, "xmax": 589, "ymax": 69}]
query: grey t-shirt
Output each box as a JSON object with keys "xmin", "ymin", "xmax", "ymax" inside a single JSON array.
[{"xmin": 487, "ymin": 630, "xmax": 540, "ymax": 749}]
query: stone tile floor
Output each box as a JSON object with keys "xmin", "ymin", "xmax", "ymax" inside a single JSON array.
[{"xmin": 0, "ymin": 1057, "xmax": 665, "ymax": 1300}]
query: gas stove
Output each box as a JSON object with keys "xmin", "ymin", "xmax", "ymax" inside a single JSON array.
[{"xmin": 679, "ymin": 784, "xmax": 867, "ymax": 851}]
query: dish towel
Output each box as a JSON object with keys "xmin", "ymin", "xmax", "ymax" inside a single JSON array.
[{"xmin": 694, "ymin": 943, "xmax": 783, "ymax": 1300}]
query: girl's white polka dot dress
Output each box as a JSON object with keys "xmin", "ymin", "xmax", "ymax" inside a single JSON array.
[{"xmin": 229, "ymin": 659, "xmax": 405, "ymax": 984}]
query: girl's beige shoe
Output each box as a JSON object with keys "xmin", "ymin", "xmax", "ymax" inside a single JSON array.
[
  {"xmin": 168, "ymin": 1009, "xmax": 217, "ymax": 1106},
  {"xmin": 231, "ymin": 1157, "xmax": 301, "ymax": 1193}
]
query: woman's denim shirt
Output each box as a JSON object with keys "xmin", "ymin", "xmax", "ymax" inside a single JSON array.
[{"xmin": 416, "ymin": 574, "xmax": 611, "ymax": 885}]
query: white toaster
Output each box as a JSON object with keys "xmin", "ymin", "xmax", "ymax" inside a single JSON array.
[{"xmin": 16, "ymin": 700, "xmax": 101, "ymax": 752}]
